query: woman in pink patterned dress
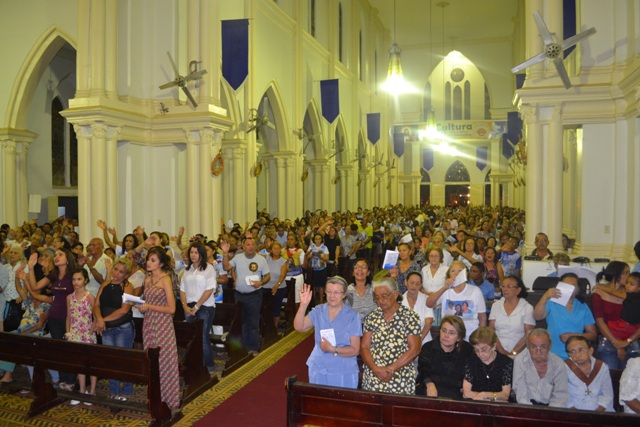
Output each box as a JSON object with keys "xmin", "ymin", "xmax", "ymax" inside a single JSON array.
[
  {"xmin": 139, "ymin": 247, "xmax": 180, "ymax": 409},
  {"xmin": 66, "ymin": 269, "xmax": 97, "ymax": 405}
]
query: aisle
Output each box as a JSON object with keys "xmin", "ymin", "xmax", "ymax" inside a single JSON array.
[{"xmin": 178, "ymin": 331, "xmax": 314, "ymax": 427}]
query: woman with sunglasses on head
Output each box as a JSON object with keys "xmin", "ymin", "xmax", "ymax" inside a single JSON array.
[
  {"xmin": 489, "ymin": 276, "xmax": 535, "ymax": 358},
  {"xmin": 294, "ymin": 277, "xmax": 361, "ymax": 389}
]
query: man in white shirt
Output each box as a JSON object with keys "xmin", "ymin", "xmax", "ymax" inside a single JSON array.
[{"xmin": 81, "ymin": 238, "xmax": 110, "ymax": 296}]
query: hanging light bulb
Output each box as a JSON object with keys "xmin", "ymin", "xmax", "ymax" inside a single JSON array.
[{"xmin": 382, "ymin": 0, "xmax": 412, "ymax": 95}]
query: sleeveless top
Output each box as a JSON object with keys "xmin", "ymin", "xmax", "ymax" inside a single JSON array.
[{"xmin": 99, "ymin": 282, "xmax": 133, "ymax": 328}]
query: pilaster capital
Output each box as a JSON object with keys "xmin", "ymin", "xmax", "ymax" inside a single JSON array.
[
  {"xmin": 91, "ymin": 122, "xmax": 108, "ymax": 139},
  {"xmin": 1, "ymin": 140, "xmax": 17, "ymax": 154},
  {"xmin": 519, "ymin": 105, "xmax": 536, "ymax": 123}
]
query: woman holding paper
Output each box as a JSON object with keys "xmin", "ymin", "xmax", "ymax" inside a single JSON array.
[
  {"xmin": 294, "ymin": 277, "xmax": 362, "ymax": 388},
  {"xmin": 92, "ymin": 257, "xmax": 135, "ymax": 401},
  {"xmin": 426, "ymin": 261, "xmax": 487, "ymax": 340},
  {"xmin": 533, "ymin": 272, "xmax": 597, "ymax": 360}
]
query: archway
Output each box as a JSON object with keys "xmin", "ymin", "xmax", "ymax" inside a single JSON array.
[{"xmin": 444, "ymin": 160, "xmax": 470, "ymax": 207}]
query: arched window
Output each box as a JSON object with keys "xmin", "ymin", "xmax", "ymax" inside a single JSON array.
[
  {"xmin": 453, "ymin": 86, "xmax": 462, "ymax": 120},
  {"xmin": 445, "ymin": 160, "xmax": 470, "ymax": 182},
  {"xmin": 309, "ymin": 0, "xmax": 316, "ymax": 37},
  {"xmin": 445, "ymin": 81, "xmax": 452, "ymax": 120},
  {"xmin": 464, "ymin": 81, "xmax": 471, "ymax": 120},
  {"xmin": 338, "ymin": 3, "xmax": 343, "ymax": 63}
]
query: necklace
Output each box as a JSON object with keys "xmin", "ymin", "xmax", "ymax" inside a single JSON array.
[{"xmin": 482, "ymin": 353, "xmax": 497, "ymax": 379}]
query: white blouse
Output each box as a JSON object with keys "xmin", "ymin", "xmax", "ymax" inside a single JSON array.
[
  {"xmin": 179, "ymin": 263, "xmax": 217, "ymax": 307},
  {"xmin": 421, "ymin": 264, "xmax": 448, "ymax": 294},
  {"xmin": 489, "ymin": 297, "xmax": 535, "ymax": 353}
]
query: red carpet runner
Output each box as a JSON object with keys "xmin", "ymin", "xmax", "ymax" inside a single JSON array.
[{"xmin": 193, "ymin": 334, "xmax": 314, "ymax": 426}]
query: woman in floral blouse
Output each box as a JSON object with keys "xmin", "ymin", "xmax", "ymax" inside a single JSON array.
[{"xmin": 361, "ymin": 277, "xmax": 422, "ymax": 395}]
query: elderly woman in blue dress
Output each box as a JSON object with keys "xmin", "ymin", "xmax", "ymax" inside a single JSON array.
[{"xmin": 294, "ymin": 277, "xmax": 362, "ymax": 388}]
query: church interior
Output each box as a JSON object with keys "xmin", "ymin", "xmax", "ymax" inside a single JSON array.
[{"xmin": 0, "ymin": 0, "xmax": 638, "ymax": 261}]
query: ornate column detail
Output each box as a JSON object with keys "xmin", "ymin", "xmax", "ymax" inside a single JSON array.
[{"xmin": 2, "ymin": 140, "xmax": 17, "ymax": 225}]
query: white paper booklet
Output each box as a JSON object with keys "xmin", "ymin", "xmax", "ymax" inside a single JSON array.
[
  {"xmin": 549, "ymin": 281, "xmax": 574, "ymax": 307},
  {"xmin": 382, "ymin": 250, "xmax": 399, "ymax": 270},
  {"xmin": 320, "ymin": 328, "xmax": 336, "ymax": 346},
  {"xmin": 245, "ymin": 274, "xmax": 260, "ymax": 287},
  {"xmin": 452, "ymin": 268, "xmax": 467, "ymax": 288},
  {"xmin": 122, "ymin": 294, "xmax": 145, "ymax": 305}
]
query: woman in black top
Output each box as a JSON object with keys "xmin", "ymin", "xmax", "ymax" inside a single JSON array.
[
  {"xmin": 93, "ymin": 257, "xmax": 135, "ymax": 401},
  {"xmin": 417, "ymin": 315, "xmax": 473, "ymax": 399},
  {"xmin": 462, "ymin": 326, "xmax": 513, "ymax": 402}
]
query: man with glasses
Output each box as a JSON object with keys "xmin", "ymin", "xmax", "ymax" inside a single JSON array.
[
  {"xmin": 512, "ymin": 328, "xmax": 569, "ymax": 407},
  {"xmin": 532, "ymin": 233, "xmax": 553, "ymax": 260}
]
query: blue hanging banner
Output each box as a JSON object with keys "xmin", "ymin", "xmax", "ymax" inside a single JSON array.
[
  {"xmin": 367, "ymin": 113, "xmax": 380, "ymax": 145},
  {"xmin": 476, "ymin": 146, "xmax": 488, "ymax": 170},
  {"xmin": 393, "ymin": 131, "xmax": 405, "ymax": 157},
  {"xmin": 423, "ymin": 147, "xmax": 434, "ymax": 171},
  {"xmin": 320, "ymin": 79, "xmax": 340, "ymax": 123},
  {"xmin": 222, "ymin": 19, "xmax": 249, "ymax": 90}
]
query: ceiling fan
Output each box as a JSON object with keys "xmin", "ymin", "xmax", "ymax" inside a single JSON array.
[
  {"xmin": 370, "ymin": 152, "xmax": 385, "ymax": 169},
  {"xmin": 351, "ymin": 149, "xmax": 367, "ymax": 164},
  {"xmin": 294, "ymin": 127, "xmax": 317, "ymax": 155},
  {"xmin": 159, "ymin": 52, "xmax": 207, "ymax": 107},
  {"xmin": 510, "ymin": 11, "xmax": 596, "ymax": 89},
  {"xmin": 328, "ymin": 139, "xmax": 345, "ymax": 160},
  {"xmin": 382, "ymin": 158, "xmax": 397, "ymax": 174}
]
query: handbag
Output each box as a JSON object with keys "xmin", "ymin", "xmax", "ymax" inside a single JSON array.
[{"xmin": 4, "ymin": 300, "xmax": 25, "ymax": 332}]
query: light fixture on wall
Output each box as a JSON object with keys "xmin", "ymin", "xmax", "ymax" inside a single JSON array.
[{"xmin": 381, "ymin": 0, "xmax": 411, "ymax": 95}]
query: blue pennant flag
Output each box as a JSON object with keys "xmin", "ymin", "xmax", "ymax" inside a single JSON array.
[
  {"xmin": 423, "ymin": 147, "xmax": 434, "ymax": 171},
  {"xmin": 476, "ymin": 146, "xmax": 488, "ymax": 170},
  {"xmin": 393, "ymin": 131, "xmax": 405, "ymax": 157},
  {"xmin": 320, "ymin": 79, "xmax": 339, "ymax": 123},
  {"xmin": 222, "ymin": 20, "xmax": 249, "ymax": 90},
  {"xmin": 367, "ymin": 113, "xmax": 381, "ymax": 145}
]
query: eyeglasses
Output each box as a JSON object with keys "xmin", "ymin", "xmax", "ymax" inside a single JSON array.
[
  {"xmin": 326, "ymin": 291, "xmax": 345, "ymax": 296},
  {"xmin": 530, "ymin": 344, "xmax": 549, "ymax": 353},
  {"xmin": 500, "ymin": 284, "xmax": 518, "ymax": 289},
  {"xmin": 568, "ymin": 347, "xmax": 589, "ymax": 356},
  {"xmin": 374, "ymin": 292, "xmax": 395, "ymax": 301},
  {"xmin": 354, "ymin": 265, "xmax": 368, "ymax": 270},
  {"xmin": 474, "ymin": 346, "xmax": 493, "ymax": 354}
]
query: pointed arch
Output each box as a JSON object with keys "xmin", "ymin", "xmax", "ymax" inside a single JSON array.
[
  {"xmin": 256, "ymin": 82, "xmax": 290, "ymax": 153},
  {"xmin": 220, "ymin": 79, "xmax": 242, "ymax": 139},
  {"xmin": 333, "ymin": 115, "xmax": 348, "ymax": 166},
  {"xmin": 5, "ymin": 26, "xmax": 76, "ymax": 129},
  {"xmin": 301, "ymin": 99, "xmax": 324, "ymax": 159},
  {"xmin": 445, "ymin": 160, "xmax": 470, "ymax": 182}
]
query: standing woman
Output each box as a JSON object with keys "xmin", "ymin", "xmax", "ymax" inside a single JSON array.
[
  {"xmin": 93, "ymin": 257, "xmax": 135, "ymax": 401},
  {"xmin": 307, "ymin": 233, "xmax": 330, "ymax": 304},
  {"xmin": 283, "ymin": 234, "xmax": 306, "ymax": 304},
  {"xmin": 179, "ymin": 242, "xmax": 217, "ymax": 374},
  {"xmin": 322, "ymin": 225, "xmax": 341, "ymax": 278},
  {"xmin": 361, "ymin": 277, "xmax": 422, "ymax": 395},
  {"xmin": 463, "ymin": 327, "xmax": 513, "ymax": 402},
  {"xmin": 139, "ymin": 247, "xmax": 180, "ymax": 410},
  {"xmin": 402, "ymin": 272, "xmax": 434, "ymax": 345},
  {"xmin": 294, "ymin": 278, "xmax": 362, "ymax": 388},
  {"xmin": 25, "ymin": 248, "xmax": 78, "ymax": 390},
  {"xmin": 389, "ymin": 242, "xmax": 420, "ymax": 295},
  {"xmin": 345, "ymin": 258, "xmax": 377, "ymax": 324},
  {"xmin": 265, "ymin": 241, "xmax": 288, "ymax": 328},
  {"xmin": 421, "ymin": 248, "xmax": 448, "ymax": 295}
]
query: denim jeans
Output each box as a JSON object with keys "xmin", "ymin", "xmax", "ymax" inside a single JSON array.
[
  {"xmin": 186, "ymin": 305, "xmax": 215, "ymax": 369},
  {"xmin": 596, "ymin": 336, "xmax": 627, "ymax": 370},
  {"xmin": 102, "ymin": 321, "xmax": 135, "ymax": 396},
  {"xmin": 235, "ymin": 290, "xmax": 263, "ymax": 352}
]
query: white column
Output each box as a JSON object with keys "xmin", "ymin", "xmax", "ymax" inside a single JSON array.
[
  {"xmin": 221, "ymin": 140, "xmax": 247, "ymax": 224},
  {"xmin": 185, "ymin": 132, "xmax": 199, "ymax": 235},
  {"xmin": 2, "ymin": 140, "xmax": 17, "ymax": 226},
  {"xmin": 563, "ymin": 129, "xmax": 578, "ymax": 240},
  {"xmin": 210, "ymin": 132, "xmax": 223, "ymax": 238},
  {"xmin": 106, "ymin": 127, "xmax": 120, "ymax": 229},
  {"xmin": 546, "ymin": 105, "xmax": 564, "ymax": 251},
  {"xmin": 90, "ymin": 123, "xmax": 108, "ymax": 238},
  {"xmin": 274, "ymin": 157, "xmax": 286, "ymax": 216},
  {"xmin": 199, "ymin": 128, "xmax": 214, "ymax": 238},
  {"xmin": 284, "ymin": 156, "xmax": 297, "ymax": 220},
  {"xmin": 105, "ymin": 0, "xmax": 117, "ymax": 98},
  {"xmin": 90, "ymin": 0, "xmax": 106, "ymax": 97},
  {"xmin": 522, "ymin": 105, "xmax": 543, "ymax": 251},
  {"xmin": 525, "ymin": 0, "xmax": 545, "ymax": 79},
  {"xmin": 76, "ymin": 0, "xmax": 90, "ymax": 95},
  {"xmin": 16, "ymin": 142, "xmax": 30, "ymax": 221},
  {"xmin": 75, "ymin": 125, "xmax": 92, "ymax": 240}
]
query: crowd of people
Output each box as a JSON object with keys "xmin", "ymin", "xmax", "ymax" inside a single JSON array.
[{"xmin": 1, "ymin": 203, "xmax": 640, "ymax": 414}]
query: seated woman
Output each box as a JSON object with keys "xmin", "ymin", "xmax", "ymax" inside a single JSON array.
[
  {"xmin": 462, "ymin": 327, "xmax": 513, "ymax": 402},
  {"xmin": 489, "ymin": 276, "xmax": 535, "ymax": 358},
  {"xmin": 533, "ymin": 272, "xmax": 597, "ymax": 359},
  {"xmin": 294, "ymin": 277, "xmax": 361, "ymax": 388},
  {"xmin": 361, "ymin": 277, "xmax": 421, "ymax": 395},
  {"xmin": 416, "ymin": 315, "xmax": 473, "ymax": 399},
  {"xmin": 620, "ymin": 356, "xmax": 640, "ymax": 414},
  {"xmin": 564, "ymin": 336, "xmax": 614, "ymax": 412}
]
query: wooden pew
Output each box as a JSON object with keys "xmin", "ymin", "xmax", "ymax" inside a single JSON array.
[
  {"xmin": 286, "ymin": 377, "xmax": 638, "ymax": 427},
  {"xmin": 260, "ymin": 289, "xmax": 280, "ymax": 350},
  {"xmin": 133, "ymin": 317, "xmax": 216, "ymax": 404},
  {"xmin": 210, "ymin": 302, "xmax": 253, "ymax": 376},
  {"xmin": 0, "ymin": 332, "xmax": 178, "ymax": 427}
]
